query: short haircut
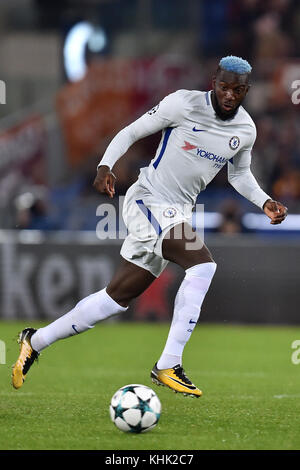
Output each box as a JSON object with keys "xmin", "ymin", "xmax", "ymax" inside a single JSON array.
[{"xmin": 218, "ymin": 56, "xmax": 252, "ymax": 75}]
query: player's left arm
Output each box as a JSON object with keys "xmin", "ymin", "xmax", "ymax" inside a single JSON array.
[
  {"xmin": 227, "ymin": 146, "xmax": 288, "ymax": 225},
  {"xmin": 262, "ymin": 198, "xmax": 288, "ymax": 225}
]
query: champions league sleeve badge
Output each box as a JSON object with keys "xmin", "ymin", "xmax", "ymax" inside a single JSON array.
[
  {"xmin": 147, "ymin": 104, "xmax": 160, "ymax": 115},
  {"xmin": 229, "ymin": 136, "xmax": 240, "ymax": 150}
]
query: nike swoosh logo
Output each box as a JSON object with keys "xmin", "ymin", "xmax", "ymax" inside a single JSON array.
[
  {"xmin": 189, "ymin": 319, "xmax": 197, "ymax": 324},
  {"xmin": 72, "ymin": 324, "xmax": 79, "ymax": 334},
  {"xmin": 192, "ymin": 127, "xmax": 205, "ymax": 132},
  {"xmin": 165, "ymin": 374, "xmax": 197, "ymax": 390}
]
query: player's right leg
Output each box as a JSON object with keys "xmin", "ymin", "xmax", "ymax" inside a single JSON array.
[
  {"xmin": 151, "ymin": 222, "xmax": 217, "ymax": 398},
  {"xmin": 12, "ymin": 259, "xmax": 155, "ymax": 389}
]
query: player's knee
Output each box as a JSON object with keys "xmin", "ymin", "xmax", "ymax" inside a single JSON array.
[
  {"xmin": 106, "ymin": 284, "xmax": 133, "ymax": 308},
  {"xmin": 191, "ymin": 255, "xmax": 216, "ymax": 267},
  {"xmin": 186, "ymin": 260, "xmax": 217, "ymax": 276},
  {"xmin": 182, "ymin": 250, "xmax": 216, "ymax": 270}
]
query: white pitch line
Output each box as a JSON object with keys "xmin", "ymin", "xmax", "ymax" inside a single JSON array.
[{"xmin": 273, "ymin": 394, "xmax": 300, "ymax": 399}]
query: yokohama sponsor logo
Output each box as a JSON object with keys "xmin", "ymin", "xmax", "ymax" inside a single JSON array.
[{"xmin": 196, "ymin": 148, "xmax": 226, "ymax": 165}]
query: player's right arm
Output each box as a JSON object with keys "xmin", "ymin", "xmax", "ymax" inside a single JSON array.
[{"xmin": 93, "ymin": 90, "xmax": 187, "ymax": 197}]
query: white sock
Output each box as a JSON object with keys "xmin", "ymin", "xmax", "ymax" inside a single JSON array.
[
  {"xmin": 157, "ymin": 262, "xmax": 216, "ymax": 370},
  {"xmin": 31, "ymin": 288, "xmax": 127, "ymax": 352}
]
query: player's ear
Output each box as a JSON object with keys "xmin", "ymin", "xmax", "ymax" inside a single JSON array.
[{"xmin": 212, "ymin": 76, "xmax": 216, "ymax": 89}]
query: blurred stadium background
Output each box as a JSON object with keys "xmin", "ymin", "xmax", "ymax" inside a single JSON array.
[{"xmin": 0, "ymin": 0, "xmax": 299, "ymax": 324}]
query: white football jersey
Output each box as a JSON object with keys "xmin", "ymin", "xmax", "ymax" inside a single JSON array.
[{"xmin": 99, "ymin": 89, "xmax": 270, "ymax": 210}]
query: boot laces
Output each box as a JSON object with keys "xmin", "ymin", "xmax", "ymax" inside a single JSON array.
[{"xmin": 173, "ymin": 365, "xmax": 192, "ymax": 385}]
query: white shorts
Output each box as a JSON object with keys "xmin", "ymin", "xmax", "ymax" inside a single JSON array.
[{"xmin": 120, "ymin": 182, "xmax": 192, "ymax": 277}]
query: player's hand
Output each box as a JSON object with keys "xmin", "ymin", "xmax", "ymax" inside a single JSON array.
[
  {"xmin": 263, "ymin": 199, "xmax": 288, "ymax": 225},
  {"xmin": 93, "ymin": 165, "xmax": 116, "ymax": 198}
]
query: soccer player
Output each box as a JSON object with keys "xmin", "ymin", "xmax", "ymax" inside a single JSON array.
[{"xmin": 12, "ymin": 56, "xmax": 287, "ymax": 397}]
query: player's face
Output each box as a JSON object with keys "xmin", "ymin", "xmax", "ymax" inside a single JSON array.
[{"xmin": 212, "ymin": 70, "xmax": 250, "ymax": 120}]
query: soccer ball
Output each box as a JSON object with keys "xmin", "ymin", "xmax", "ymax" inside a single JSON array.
[{"xmin": 109, "ymin": 384, "xmax": 161, "ymax": 433}]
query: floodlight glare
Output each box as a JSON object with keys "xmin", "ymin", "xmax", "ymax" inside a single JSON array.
[{"xmin": 64, "ymin": 21, "xmax": 107, "ymax": 82}]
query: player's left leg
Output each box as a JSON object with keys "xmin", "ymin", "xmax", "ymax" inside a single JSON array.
[
  {"xmin": 12, "ymin": 258, "xmax": 156, "ymax": 389},
  {"xmin": 151, "ymin": 222, "xmax": 217, "ymax": 397}
]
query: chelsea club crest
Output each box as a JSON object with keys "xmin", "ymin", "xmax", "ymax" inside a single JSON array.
[
  {"xmin": 229, "ymin": 136, "xmax": 240, "ymax": 150},
  {"xmin": 163, "ymin": 207, "xmax": 177, "ymax": 218}
]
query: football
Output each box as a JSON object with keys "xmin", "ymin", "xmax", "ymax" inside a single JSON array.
[{"xmin": 109, "ymin": 384, "xmax": 161, "ymax": 433}]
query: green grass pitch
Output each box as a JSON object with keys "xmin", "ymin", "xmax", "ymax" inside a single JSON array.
[{"xmin": 0, "ymin": 321, "xmax": 300, "ymax": 450}]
